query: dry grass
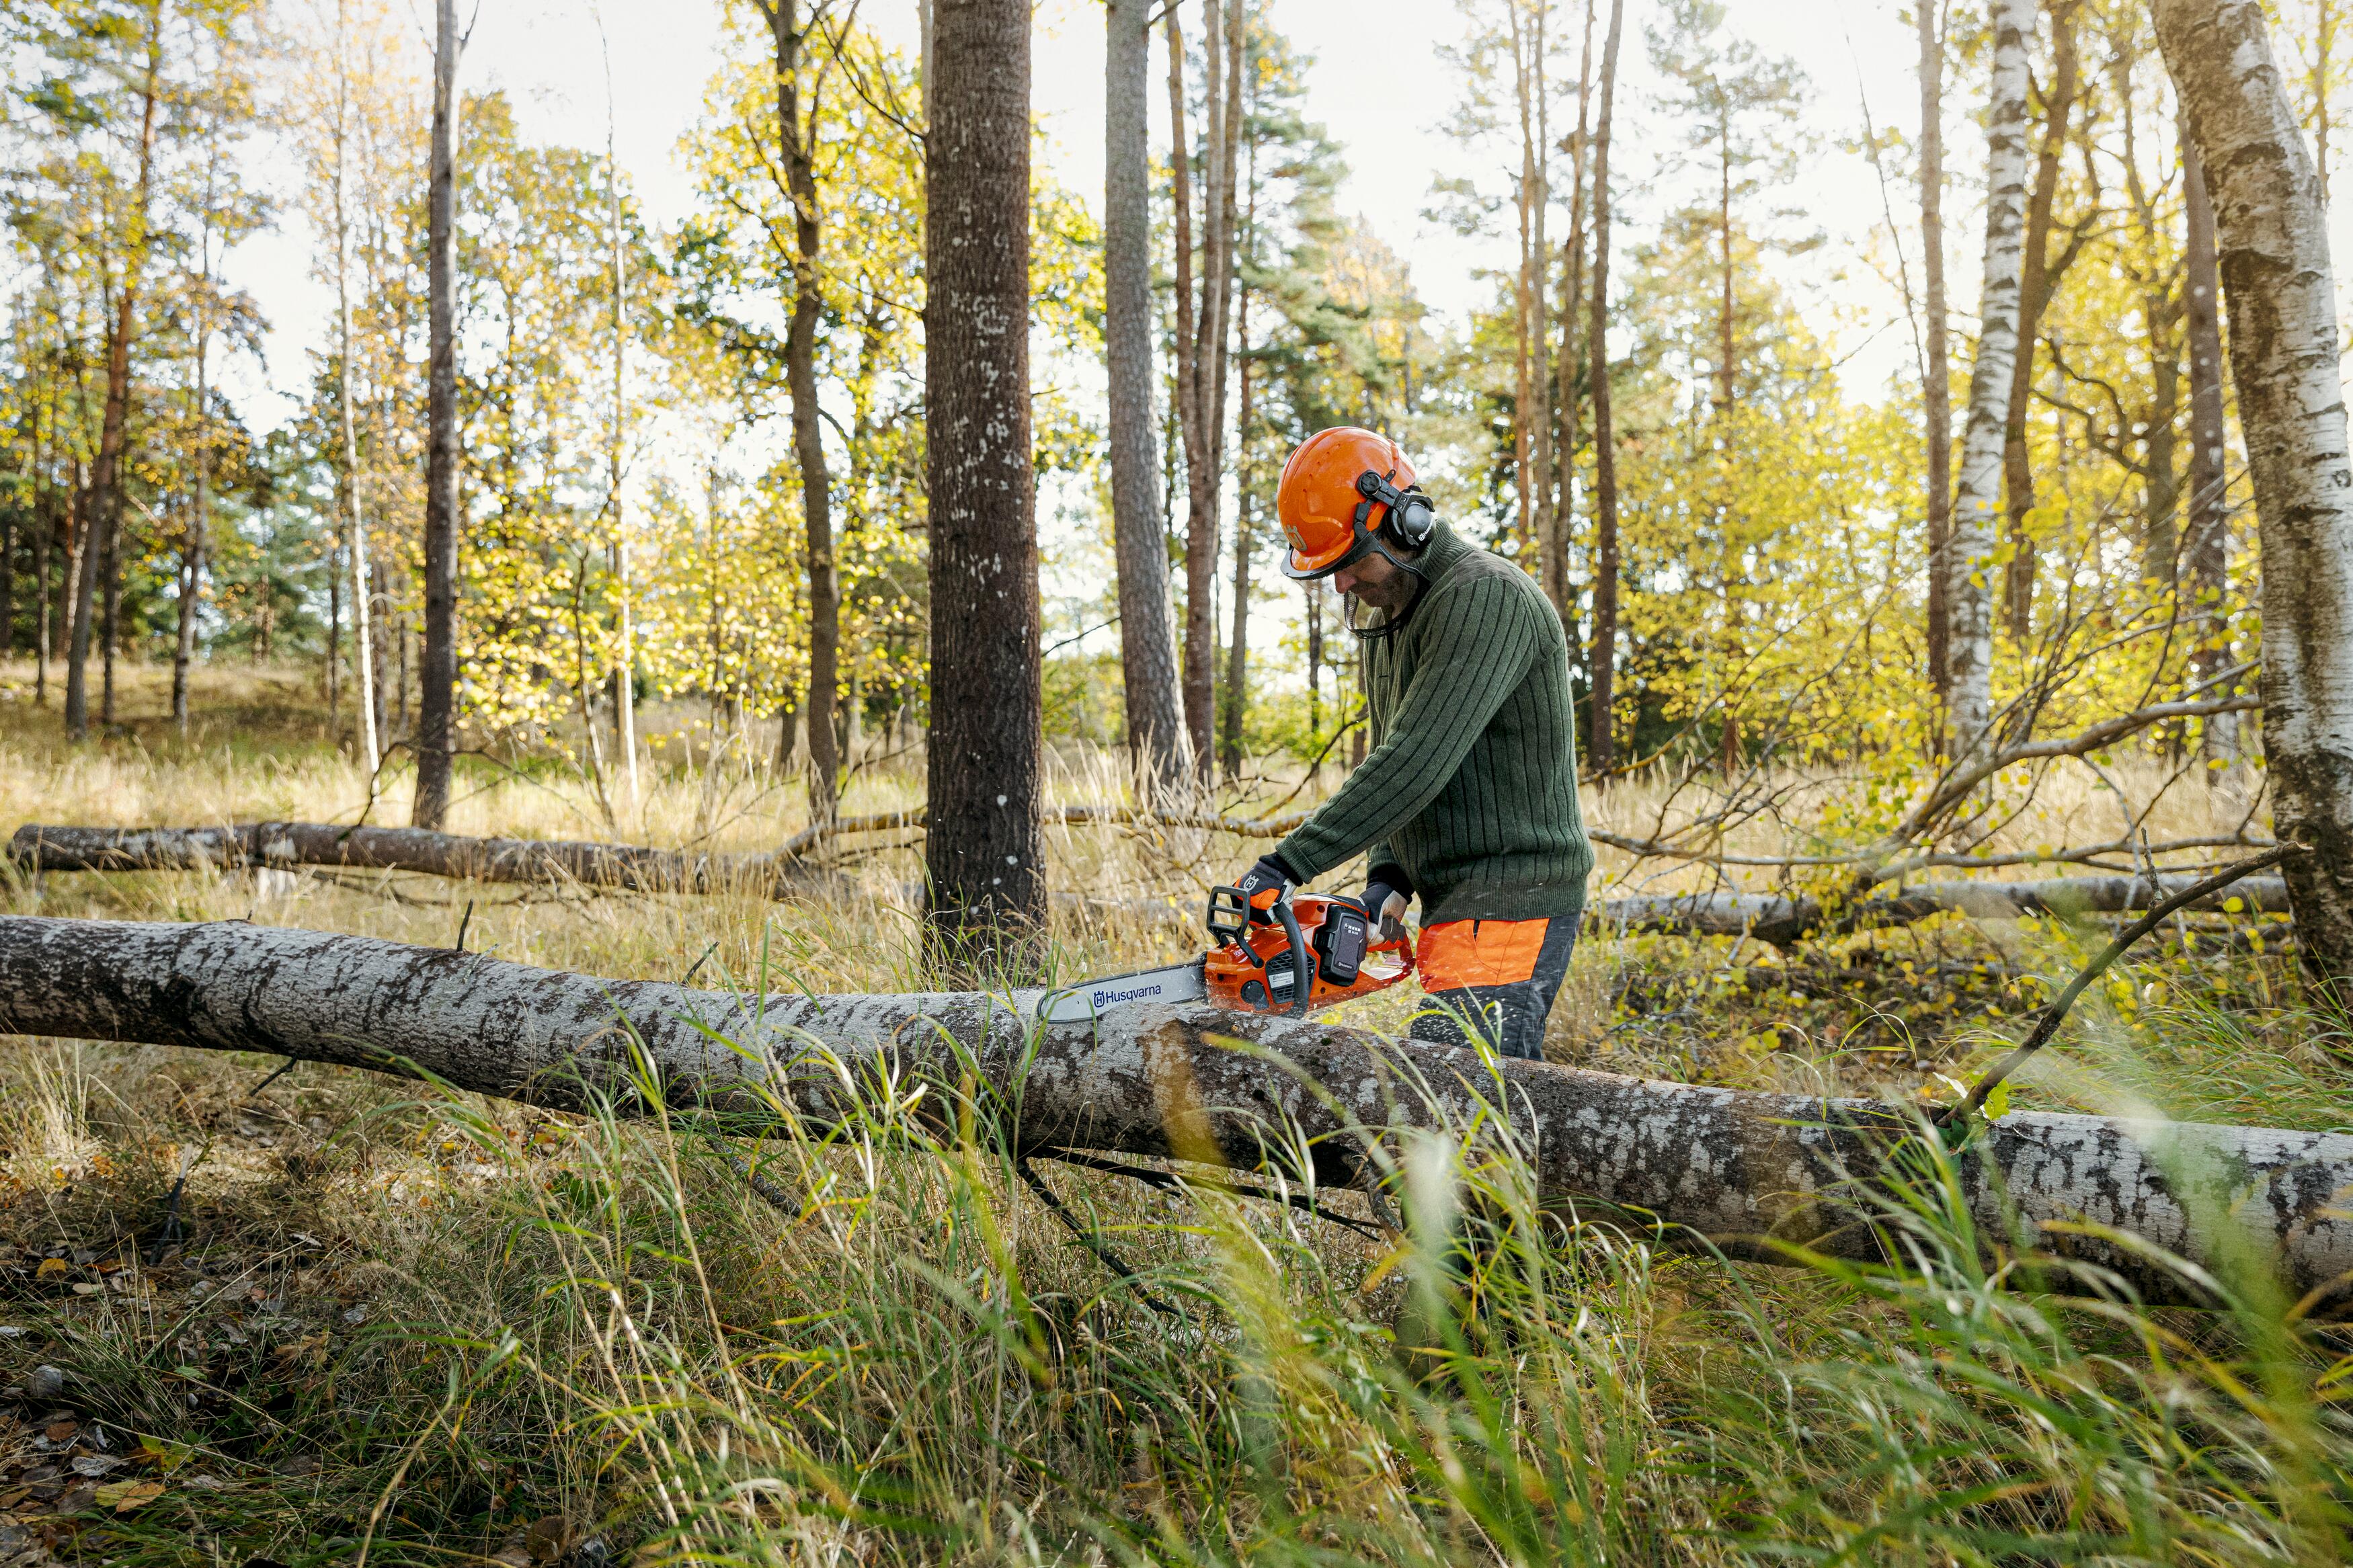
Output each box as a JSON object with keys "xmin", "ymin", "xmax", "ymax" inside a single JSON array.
[{"xmin": 0, "ymin": 664, "xmax": 2346, "ymax": 1567}]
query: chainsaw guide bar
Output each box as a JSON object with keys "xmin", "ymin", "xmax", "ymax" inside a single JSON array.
[{"xmin": 1035, "ymin": 885, "xmax": 1411, "ymax": 1026}]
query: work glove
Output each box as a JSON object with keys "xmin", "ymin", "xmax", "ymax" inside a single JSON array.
[
  {"xmin": 1359, "ymin": 872, "xmax": 1413, "ymax": 944},
  {"xmin": 1234, "ymin": 853, "xmax": 1296, "ymax": 924}
]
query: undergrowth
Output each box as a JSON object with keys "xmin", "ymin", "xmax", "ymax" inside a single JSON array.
[{"xmin": 0, "ymin": 665, "xmax": 2346, "ymax": 1565}]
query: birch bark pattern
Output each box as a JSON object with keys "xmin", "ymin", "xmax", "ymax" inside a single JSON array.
[
  {"xmin": 413, "ymin": 0, "xmax": 463, "ymax": 830},
  {"xmin": 333, "ymin": 3, "xmax": 382, "ymax": 780},
  {"xmin": 1946, "ymin": 0, "xmax": 2034, "ymax": 763},
  {"xmin": 602, "ymin": 23, "xmax": 640, "ymax": 813},
  {"xmin": 1585, "ymin": 0, "xmax": 1625, "ymax": 774},
  {"xmin": 1104, "ymin": 0, "xmax": 1192, "ymax": 796},
  {"xmin": 2155, "ymin": 0, "xmax": 2353, "ymax": 1003},
  {"xmin": 1920, "ymin": 0, "xmax": 1952, "ymax": 698},
  {"xmin": 924, "ymin": 0, "xmax": 1045, "ymax": 966},
  {"xmin": 7, "ymin": 915, "xmax": 2348, "ymax": 1312}
]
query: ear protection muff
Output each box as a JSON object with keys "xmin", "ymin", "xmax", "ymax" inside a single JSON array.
[{"xmin": 1353, "ymin": 468, "xmax": 1436, "ymax": 549}]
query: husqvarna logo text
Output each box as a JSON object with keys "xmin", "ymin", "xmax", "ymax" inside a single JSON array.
[{"xmin": 1093, "ymin": 982, "xmax": 1162, "ymax": 1007}]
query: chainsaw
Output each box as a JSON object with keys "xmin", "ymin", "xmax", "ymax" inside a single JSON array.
[{"xmin": 1036, "ymin": 884, "xmax": 1414, "ymax": 1025}]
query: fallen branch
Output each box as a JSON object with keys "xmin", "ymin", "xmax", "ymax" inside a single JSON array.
[
  {"xmin": 1599, "ymin": 873, "xmax": 2292, "ymax": 947},
  {"xmin": 9, "ymin": 822, "xmax": 837, "ymax": 897},
  {"xmin": 1, "ymin": 915, "xmax": 2345, "ymax": 1313}
]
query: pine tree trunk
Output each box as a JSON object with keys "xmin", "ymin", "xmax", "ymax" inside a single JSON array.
[
  {"xmin": 1585, "ymin": 0, "xmax": 1624, "ymax": 775},
  {"xmin": 1510, "ymin": 0, "xmax": 1549, "ymax": 550},
  {"xmin": 2000, "ymin": 0, "xmax": 2080, "ymax": 640},
  {"xmin": 1920, "ymin": 0, "xmax": 1952, "ymax": 700},
  {"xmin": 1104, "ymin": 0, "xmax": 1191, "ymax": 797},
  {"xmin": 1167, "ymin": 0, "xmax": 1240, "ymax": 778},
  {"xmin": 66, "ymin": 22, "xmax": 159, "ymax": 743},
  {"xmin": 760, "ymin": 0, "xmax": 838, "ymax": 823},
  {"xmin": 924, "ymin": 0, "xmax": 1044, "ymax": 973},
  {"xmin": 2182, "ymin": 134, "xmax": 2237, "ymax": 761},
  {"xmin": 1547, "ymin": 0, "xmax": 1597, "ymax": 630},
  {"xmin": 1948, "ymin": 0, "xmax": 2034, "ymax": 762},
  {"xmin": 413, "ymin": 0, "xmax": 463, "ymax": 830},
  {"xmin": 2155, "ymin": 0, "xmax": 2353, "ymax": 1001},
  {"xmin": 1221, "ymin": 289, "xmax": 1252, "ymax": 784}
]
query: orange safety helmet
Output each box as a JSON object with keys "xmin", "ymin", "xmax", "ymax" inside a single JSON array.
[{"xmin": 1276, "ymin": 427, "xmax": 1435, "ymax": 581}]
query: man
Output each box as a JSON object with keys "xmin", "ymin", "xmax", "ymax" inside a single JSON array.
[{"xmin": 1232, "ymin": 426, "xmax": 1593, "ymax": 1060}]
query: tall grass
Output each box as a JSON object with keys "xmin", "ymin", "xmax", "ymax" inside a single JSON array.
[{"xmin": 1, "ymin": 665, "xmax": 2347, "ymax": 1565}]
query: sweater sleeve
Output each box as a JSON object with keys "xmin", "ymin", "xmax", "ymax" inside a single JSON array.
[{"xmin": 1276, "ymin": 575, "xmax": 1541, "ymax": 882}]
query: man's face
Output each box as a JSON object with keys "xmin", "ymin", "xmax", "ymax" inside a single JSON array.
[{"xmin": 1330, "ymin": 546, "xmax": 1416, "ymax": 610}]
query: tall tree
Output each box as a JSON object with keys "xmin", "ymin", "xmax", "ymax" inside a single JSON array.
[
  {"xmin": 2153, "ymin": 0, "xmax": 2353, "ymax": 1000},
  {"xmin": 2182, "ymin": 132, "xmax": 2235, "ymax": 759},
  {"xmin": 1508, "ymin": 0, "xmax": 1550, "ymax": 550},
  {"xmin": 413, "ymin": 0, "xmax": 465, "ymax": 829},
  {"xmin": 1546, "ymin": 0, "xmax": 1597, "ymax": 626},
  {"xmin": 172, "ymin": 138, "xmax": 220, "ymax": 733},
  {"xmin": 1168, "ymin": 0, "xmax": 1244, "ymax": 775},
  {"xmin": 925, "ymin": 0, "xmax": 1042, "ymax": 968},
  {"xmin": 752, "ymin": 0, "xmax": 840, "ymax": 821},
  {"xmin": 600, "ymin": 20, "xmax": 639, "ymax": 813},
  {"xmin": 1947, "ymin": 0, "xmax": 2034, "ymax": 762},
  {"xmin": 1646, "ymin": 0, "xmax": 1809, "ymax": 423},
  {"xmin": 1103, "ymin": 0, "xmax": 1191, "ymax": 795},
  {"xmin": 1999, "ymin": 0, "xmax": 2084, "ymax": 636},
  {"xmin": 59, "ymin": 1, "xmax": 163, "ymax": 742},
  {"xmin": 1585, "ymin": 0, "xmax": 1624, "ymax": 774},
  {"xmin": 330, "ymin": 0, "xmax": 381, "ymax": 777},
  {"xmin": 1921, "ymin": 0, "xmax": 1952, "ymax": 698}
]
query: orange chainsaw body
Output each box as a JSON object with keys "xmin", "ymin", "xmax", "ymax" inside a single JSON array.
[{"xmin": 1203, "ymin": 886, "xmax": 1414, "ymax": 1015}]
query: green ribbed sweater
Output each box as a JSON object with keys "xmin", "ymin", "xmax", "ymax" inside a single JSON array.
[{"xmin": 1277, "ymin": 522, "xmax": 1593, "ymax": 924}]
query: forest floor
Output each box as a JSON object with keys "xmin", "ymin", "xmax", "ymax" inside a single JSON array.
[{"xmin": 0, "ymin": 663, "xmax": 2348, "ymax": 1565}]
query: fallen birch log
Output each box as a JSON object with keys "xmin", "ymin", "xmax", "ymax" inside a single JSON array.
[
  {"xmin": 12, "ymin": 825, "xmax": 2290, "ymax": 949},
  {"xmin": 7, "ymin": 822, "xmax": 822, "ymax": 897},
  {"xmin": 1601, "ymin": 874, "xmax": 2295, "ymax": 946},
  {"xmin": 0, "ymin": 915, "xmax": 2344, "ymax": 1313}
]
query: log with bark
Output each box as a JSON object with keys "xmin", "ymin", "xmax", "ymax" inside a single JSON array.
[
  {"xmin": 1600, "ymin": 873, "xmax": 2294, "ymax": 948},
  {"xmin": 5, "ymin": 822, "xmax": 817, "ymax": 897},
  {"xmin": 10, "ymin": 823, "xmax": 2293, "ymax": 948},
  {"xmin": 1, "ymin": 915, "xmax": 2344, "ymax": 1313}
]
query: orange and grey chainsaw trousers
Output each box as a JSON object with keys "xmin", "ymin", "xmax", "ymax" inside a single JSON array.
[{"xmin": 1409, "ymin": 915, "xmax": 1577, "ymax": 1061}]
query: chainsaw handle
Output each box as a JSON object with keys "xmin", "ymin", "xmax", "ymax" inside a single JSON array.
[{"xmin": 1274, "ymin": 896, "xmax": 1312, "ymax": 1017}]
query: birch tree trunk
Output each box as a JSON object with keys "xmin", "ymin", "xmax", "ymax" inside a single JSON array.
[
  {"xmin": 1946, "ymin": 0, "xmax": 2035, "ymax": 763},
  {"xmin": 602, "ymin": 28, "xmax": 639, "ymax": 814},
  {"xmin": 2155, "ymin": 0, "xmax": 2353, "ymax": 1001},
  {"xmin": 1105, "ymin": 0, "xmax": 1193, "ymax": 798},
  {"xmin": 1585, "ymin": 0, "xmax": 1625, "ymax": 775},
  {"xmin": 6, "ymin": 915, "xmax": 2348, "ymax": 1313},
  {"xmin": 1920, "ymin": 0, "xmax": 1952, "ymax": 700},
  {"xmin": 925, "ymin": 0, "xmax": 1045, "ymax": 970},
  {"xmin": 413, "ymin": 0, "xmax": 464, "ymax": 830},
  {"xmin": 332, "ymin": 6, "xmax": 383, "ymax": 780}
]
